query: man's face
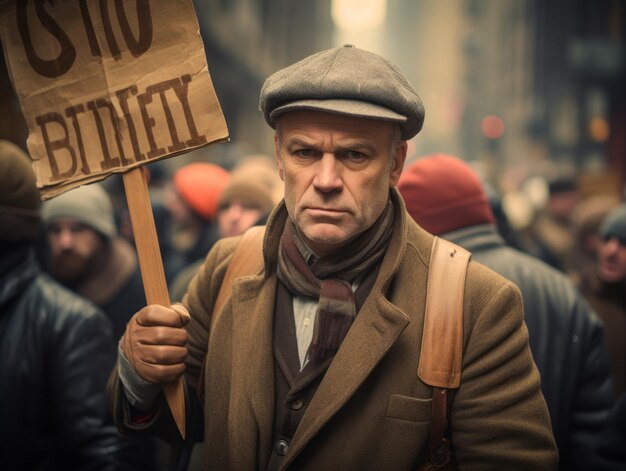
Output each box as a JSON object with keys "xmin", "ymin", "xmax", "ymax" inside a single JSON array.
[
  {"xmin": 218, "ymin": 199, "xmax": 264, "ymax": 238},
  {"xmin": 274, "ymin": 110, "xmax": 406, "ymax": 256},
  {"xmin": 46, "ymin": 219, "xmax": 104, "ymax": 283},
  {"xmin": 597, "ymin": 235, "xmax": 626, "ymax": 284}
]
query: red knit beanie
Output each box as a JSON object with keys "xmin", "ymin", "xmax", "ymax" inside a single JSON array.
[
  {"xmin": 173, "ymin": 162, "xmax": 230, "ymax": 220},
  {"xmin": 397, "ymin": 154, "xmax": 495, "ymax": 235}
]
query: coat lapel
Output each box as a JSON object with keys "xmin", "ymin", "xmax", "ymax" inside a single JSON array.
[
  {"xmin": 282, "ymin": 190, "xmax": 427, "ymax": 467},
  {"xmin": 284, "ymin": 294, "xmax": 411, "ymax": 466},
  {"xmin": 228, "ymin": 273, "xmax": 276, "ymax": 467}
]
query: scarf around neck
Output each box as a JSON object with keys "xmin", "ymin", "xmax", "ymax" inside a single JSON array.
[{"xmin": 277, "ymin": 199, "xmax": 394, "ymax": 361}]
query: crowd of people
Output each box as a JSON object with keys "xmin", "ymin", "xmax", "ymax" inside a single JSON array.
[{"xmin": 1, "ymin": 44, "xmax": 624, "ymax": 470}]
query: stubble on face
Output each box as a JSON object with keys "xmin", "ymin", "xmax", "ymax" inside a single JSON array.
[
  {"xmin": 597, "ymin": 239, "xmax": 626, "ymax": 284},
  {"xmin": 275, "ymin": 111, "xmax": 405, "ymax": 255},
  {"xmin": 50, "ymin": 250, "xmax": 94, "ymax": 284}
]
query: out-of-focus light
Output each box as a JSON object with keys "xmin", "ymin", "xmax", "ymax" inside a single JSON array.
[
  {"xmin": 588, "ymin": 117, "xmax": 610, "ymax": 142},
  {"xmin": 501, "ymin": 191, "xmax": 535, "ymax": 230},
  {"xmin": 522, "ymin": 176, "xmax": 549, "ymax": 210},
  {"xmin": 481, "ymin": 114, "xmax": 506, "ymax": 139},
  {"xmin": 332, "ymin": 0, "xmax": 386, "ymax": 32}
]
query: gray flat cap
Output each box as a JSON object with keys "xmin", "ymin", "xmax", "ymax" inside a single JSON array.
[{"xmin": 259, "ymin": 45, "xmax": 425, "ymax": 140}]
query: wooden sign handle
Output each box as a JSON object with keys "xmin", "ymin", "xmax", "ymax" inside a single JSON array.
[{"xmin": 122, "ymin": 167, "xmax": 186, "ymax": 439}]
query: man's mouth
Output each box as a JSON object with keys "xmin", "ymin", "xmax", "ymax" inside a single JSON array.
[{"xmin": 306, "ymin": 207, "xmax": 346, "ymax": 217}]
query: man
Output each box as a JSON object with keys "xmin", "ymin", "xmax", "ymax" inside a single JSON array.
[
  {"xmin": 41, "ymin": 183, "xmax": 158, "ymax": 470},
  {"xmin": 397, "ymin": 153, "xmax": 614, "ymax": 471},
  {"xmin": 41, "ymin": 183, "xmax": 146, "ymax": 343},
  {"xmin": 162, "ymin": 162, "xmax": 230, "ymax": 281},
  {"xmin": 109, "ymin": 45, "xmax": 557, "ymax": 469},
  {"xmin": 580, "ymin": 203, "xmax": 626, "ymax": 396},
  {"xmin": 528, "ymin": 174, "xmax": 579, "ymax": 273},
  {"xmin": 216, "ymin": 156, "xmax": 282, "ymax": 239},
  {"xmin": 0, "ymin": 140, "xmax": 125, "ymax": 470}
]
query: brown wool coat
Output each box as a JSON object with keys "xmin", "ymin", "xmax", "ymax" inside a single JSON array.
[{"xmin": 110, "ymin": 194, "xmax": 558, "ymax": 470}]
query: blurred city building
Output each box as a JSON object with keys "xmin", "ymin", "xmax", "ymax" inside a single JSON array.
[
  {"xmin": 0, "ymin": 0, "xmax": 624, "ymax": 193},
  {"xmin": 458, "ymin": 0, "xmax": 625, "ymax": 199}
]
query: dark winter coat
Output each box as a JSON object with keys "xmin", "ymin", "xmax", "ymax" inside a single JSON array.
[
  {"xmin": 444, "ymin": 223, "xmax": 615, "ymax": 471},
  {"xmin": 0, "ymin": 250, "xmax": 123, "ymax": 470},
  {"xmin": 589, "ymin": 392, "xmax": 626, "ymax": 470}
]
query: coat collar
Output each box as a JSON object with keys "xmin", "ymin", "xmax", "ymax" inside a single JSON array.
[
  {"xmin": 226, "ymin": 189, "xmax": 434, "ymax": 467},
  {"xmin": 444, "ymin": 223, "xmax": 505, "ymax": 252}
]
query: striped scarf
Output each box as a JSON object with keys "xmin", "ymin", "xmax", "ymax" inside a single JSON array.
[{"xmin": 277, "ymin": 200, "xmax": 394, "ymax": 362}]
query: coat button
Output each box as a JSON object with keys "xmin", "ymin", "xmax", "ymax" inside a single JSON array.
[
  {"xmin": 275, "ymin": 440, "xmax": 289, "ymax": 456},
  {"xmin": 290, "ymin": 399, "xmax": 304, "ymax": 411}
]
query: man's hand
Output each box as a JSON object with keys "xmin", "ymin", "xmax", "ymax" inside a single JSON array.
[{"xmin": 121, "ymin": 303, "xmax": 191, "ymax": 384}]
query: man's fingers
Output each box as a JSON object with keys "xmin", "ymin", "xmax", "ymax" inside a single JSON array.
[
  {"xmin": 171, "ymin": 303, "xmax": 191, "ymax": 326},
  {"xmin": 122, "ymin": 304, "xmax": 191, "ymax": 384},
  {"xmin": 135, "ymin": 304, "xmax": 189, "ymax": 328},
  {"xmin": 133, "ymin": 324, "xmax": 188, "ymax": 346},
  {"xmin": 135, "ymin": 344, "xmax": 188, "ymax": 365}
]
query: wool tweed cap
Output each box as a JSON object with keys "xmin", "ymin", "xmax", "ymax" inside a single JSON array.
[
  {"xmin": 599, "ymin": 203, "xmax": 626, "ymax": 242},
  {"xmin": 0, "ymin": 140, "xmax": 41, "ymax": 241},
  {"xmin": 42, "ymin": 183, "xmax": 116, "ymax": 239},
  {"xmin": 259, "ymin": 44, "xmax": 425, "ymax": 140},
  {"xmin": 397, "ymin": 154, "xmax": 495, "ymax": 235}
]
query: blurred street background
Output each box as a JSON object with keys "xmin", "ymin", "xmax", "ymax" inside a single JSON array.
[{"xmin": 1, "ymin": 0, "xmax": 625, "ymax": 224}]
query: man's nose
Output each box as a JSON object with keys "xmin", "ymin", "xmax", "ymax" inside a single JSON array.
[
  {"xmin": 227, "ymin": 203, "xmax": 244, "ymax": 221},
  {"xmin": 56, "ymin": 229, "xmax": 75, "ymax": 249},
  {"xmin": 604, "ymin": 237, "xmax": 621, "ymax": 253},
  {"xmin": 313, "ymin": 154, "xmax": 342, "ymax": 192}
]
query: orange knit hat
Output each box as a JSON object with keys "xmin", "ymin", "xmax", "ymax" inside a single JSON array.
[{"xmin": 173, "ymin": 162, "xmax": 230, "ymax": 220}]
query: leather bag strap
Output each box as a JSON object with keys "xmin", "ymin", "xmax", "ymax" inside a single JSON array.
[
  {"xmin": 418, "ymin": 237, "xmax": 470, "ymax": 388},
  {"xmin": 418, "ymin": 236, "xmax": 470, "ymax": 470},
  {"xmin": 212, "ymin": 225, "xmax": 265, "ymax": 318},
  {"xmin": 198, "ymin": 226, "xmax": 265, "ymax": 403}
]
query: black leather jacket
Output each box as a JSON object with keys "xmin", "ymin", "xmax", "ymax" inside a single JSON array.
[
  {"xmin": 445, "ymin": 224, "xmax": 615, "ymax": 471},
  {"xmin": 0, "ymin": 250, "xmax": 123, "ymax": 470}
]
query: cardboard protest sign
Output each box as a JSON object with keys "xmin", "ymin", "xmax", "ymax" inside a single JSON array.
[
  {"xmin": 0, "ymin": 0, "xmax": 231, "ymax": 438},
  {"xmin": 0, "ymin": 0, "xmax": 229, "ymax": 199}
]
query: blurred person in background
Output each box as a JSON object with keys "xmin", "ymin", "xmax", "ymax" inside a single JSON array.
[
  {"xmin": 579, "ymin": 203, "xmax": 626, "ymax": 397},
  {"xmin": 170, "ymin": 156, "xmax": 281, "ymax": 302},
  {"xmin": 41, "ymin": 183, "xmax": 146, "ymax": 344},
  {"xmin": 0, "ymin": 141, "xmax": 125, "ymax": 470},
  {"xmin": 483, "ymin": 181, "xmax": 532, "ymax": 253},
  {"xmin": 168, "ymin": 156, "xmax": 282, "ymax": 469},
  {"xmin": 398, "ymin": 153, "xmax": 614, "ymax": 471},
  {"xmin": 102, "ymin": 161, "xmax": 172, "ymax": 250},
  {"xmin": 216, "ymin": 156, "xmax": 282, "ymax": 239},
  {"xmin": 569, "ymin": 195, "xmax": 620, "ymax": 285},
  {"xmin": 41, "ymin": 183, "xmax": 157, "ymax": 471},
  {"xmin": 528, "ymin": 174, "xmax": 579, "ymax": 273},
  {"xmin": 162, "ymin": 162, "xmax": 229, "ymax": 281}
]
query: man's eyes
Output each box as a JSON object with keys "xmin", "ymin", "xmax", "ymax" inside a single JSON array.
[
  {"xmin": 343, "ymin": 150, "xmax": 368, "ymax": 160},
  {"xmin": 49, "ymin": 227, "xmax": 87, "ymax": 236},
  {"xmin": 294, "ymin": 148, "xmax": 318, "ymax": 158},
  {"xmin": 291, "ymin": 149, "xmax": 369, "ymax": 161}
]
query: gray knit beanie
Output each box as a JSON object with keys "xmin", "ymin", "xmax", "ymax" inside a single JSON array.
[
  {"xmin": 599, "ymin": 203, "xmax": 626, "ymax": 242},
  {"xmin": 41, "ymin": 183, "xmax": 116, "ymax": 239}
]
